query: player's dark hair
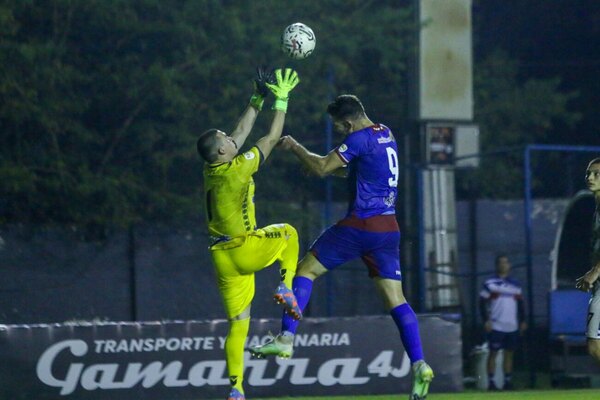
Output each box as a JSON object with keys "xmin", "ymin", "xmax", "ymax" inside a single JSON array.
[
  {"xmin": 197, "ymin": 129, "xmax": 220, "ymax": 163},
  {"xmin": 587, "ymin": 157, "xmax": 600, "ymax": 169},
  {"xmin": 327, "ymin": 94, "xmax": 366, "ymax": 120}
]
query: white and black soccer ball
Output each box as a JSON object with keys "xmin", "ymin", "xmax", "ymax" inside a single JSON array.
[{"xmin": 281, "ymin": 23, "xmax": 316, "ymax": 60}]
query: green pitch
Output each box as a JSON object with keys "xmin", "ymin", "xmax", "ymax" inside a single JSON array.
[{"xmin": 257, "ymin": 390, "xmax": 600, "ymax": 400}]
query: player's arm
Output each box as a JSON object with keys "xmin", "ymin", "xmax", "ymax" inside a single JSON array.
[
  {"xmin": 576, "ymin": 261, "xmax": 600, "ymax": 292},
  {"xmin": 517, "ymin": 295, "xmax": 527, "ymax": 333},
  {"xmin": 255, "ymin": 110, "xmax": 285, "ymax": 160},
  {"xmin": 479, "ymin": 287, "xmax": 493, "ymax": 332},
  {"xmin": 255, "ymin": 68, "xmax": 300, "ymax": 161},
  {"xmin": 279, "ymin": 136, "xmax": 345, "ymax": 178},
  {"xmin": 230, "ymin": 66, "xmax": 274, "ymax": 149},
  {"xmin": 330, "ymin": 166, "xmax": 349, "ymax": 178},
  {"xmin": 230, "ymin": 105, "xmax": 259, "ymax": 150}
]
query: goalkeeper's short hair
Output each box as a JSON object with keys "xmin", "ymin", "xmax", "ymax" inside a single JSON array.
[{"xmin": 197, "ymin": 129, "xmax": 220, "ymax": 163}]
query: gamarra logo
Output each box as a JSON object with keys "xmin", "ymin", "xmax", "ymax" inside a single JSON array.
[{"xmin": 36, "ymin": 340, "xmax": 410, "ymax": 395}]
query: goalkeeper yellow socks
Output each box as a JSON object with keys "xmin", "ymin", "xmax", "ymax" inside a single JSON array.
[
  {"xmin": 279, "ymin": 224, "xmax": 299, "ymax": 289},
  {"xmin": 225, "ymin": 317, "xmax": 250, "ymax": 393}
]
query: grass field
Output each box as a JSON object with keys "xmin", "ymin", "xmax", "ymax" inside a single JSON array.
[{"xmin": 255, "ymin": 389, "xmax": 600, "ymax": 400}]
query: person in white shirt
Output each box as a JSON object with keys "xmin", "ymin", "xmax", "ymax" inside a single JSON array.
[{"xmin": 479, "ymin": 255, "xmax": 527, "ymax": 390}]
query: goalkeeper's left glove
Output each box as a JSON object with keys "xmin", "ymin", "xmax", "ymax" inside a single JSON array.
[
  {"xmin": 266, "ymin": 68, "xmax": 300, "ymax": 113},
  {"xmin": 249, "ymin": 65, "xmax": 275, "ymax": 111}
]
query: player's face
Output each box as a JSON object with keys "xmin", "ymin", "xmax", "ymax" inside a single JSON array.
[
  {"xmin": 216, "ymin": 130, "xmax": 238, "ymax": 158},
  {"xmin": 332, "ymin": 118, "xmax": 352, "ymax": 136},
  {"xmin": 585, "ymin": 162, "xmax": 600, "ymax": 192},
  {"xmin": 496, "ymin": 256, "xmax": 511, "ymax": 276}
]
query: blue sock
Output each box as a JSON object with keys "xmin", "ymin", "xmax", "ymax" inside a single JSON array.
[
  {"xmin": 390, "ymin": 303, "xmax": 424, "ymax": 363},
  {"xmin": 281, "ymin": 276, "xmax": 313, "ymax": 334}
]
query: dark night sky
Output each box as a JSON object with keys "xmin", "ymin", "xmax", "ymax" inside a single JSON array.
[{"xmin": 474, "ymin": 0, "xmax": 600, "ymax": 145}]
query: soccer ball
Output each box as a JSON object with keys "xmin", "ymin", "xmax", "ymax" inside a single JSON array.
[{"xmin": 281, "ymin": 23, "xmax": 316, "ymax": 60}]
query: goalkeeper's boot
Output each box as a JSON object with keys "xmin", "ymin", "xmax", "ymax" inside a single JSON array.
[
  {"xmin": 226, "ymin": 388, "xmax": 245, "ymax": 400},
  {"xmin": 410, "ymin": 360, "xmax": 434, "ymax": 400},
  {"xmin": 249, "ymin": 333, "xmax": 294, "ymax": 359},
  {"xmin": 273, "ymin": 283, "xmax": 302, "ymax": 320}
]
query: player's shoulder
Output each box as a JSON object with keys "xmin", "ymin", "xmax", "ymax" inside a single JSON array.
[
  {"xmin": 231, "ymin": 146, "xmax": 261, "ymax": 167},
  {"xmin": 483, "ymin": 276, "xmax": 502, "ymax": 286},
  {"xmin": 505, "ymin": 276, "xmax": 523, "ymax": 288}
]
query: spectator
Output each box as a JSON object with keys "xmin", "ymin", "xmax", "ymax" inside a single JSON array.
[{"xmin": 479, "ymin": 254, "xmax": 527, "ymax": 390}]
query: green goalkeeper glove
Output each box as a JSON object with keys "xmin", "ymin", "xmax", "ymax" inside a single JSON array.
[
  {"xmin": 249, "ymin": 66, "xmax": 275, "ymax": 111},
  {"xmin": 266, "ymin": 68, "xmax": 300, "ymax": 113}
]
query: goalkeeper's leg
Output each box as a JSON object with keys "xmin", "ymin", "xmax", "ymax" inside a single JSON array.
[
  {"xmin": 225, "ymin": 310, "xmax": 250, "ymax": 398},
  {"xmin": 272, "ymin": 224, "xmax": 302, "ymax": 319},
  {"xmin": 239, "ymin": 223, "xmax": 302, "ymax": 319}
]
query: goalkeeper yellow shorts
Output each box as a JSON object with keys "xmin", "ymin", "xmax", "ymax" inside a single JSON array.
[{"xmin": 210, "ymin": 223, "xmax": 297, "ymax": 319}]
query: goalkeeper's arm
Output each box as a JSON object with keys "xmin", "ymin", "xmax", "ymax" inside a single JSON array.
[
  {"xmin": 255, "ymin": 68, "xmax": 299, "ymax": 160},
  {"xmin": 231, "ymin": 66, "xmax": 274, "ymax": 148}
]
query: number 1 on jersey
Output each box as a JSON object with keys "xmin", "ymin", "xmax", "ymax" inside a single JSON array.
[{"xmin": 386, "ymin": 147, "xmax": 399, "ymax": 187}]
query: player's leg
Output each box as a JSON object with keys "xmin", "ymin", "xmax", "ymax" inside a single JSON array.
[
  {"xmin": 281, "ymin": 224, "xmax": 363, "ymax": 335},
  {"xmin": 249, "ymin": 252, "xmax": 328, "ymax": 359},
  {"xmin": 374, "ymin": 278, "xmax": 433, "ymax": 399},
  {"xmin": 225, "ymin": 307, "xmax": 251, "ymax": 400},
  {"xmin": 501, "ymin": 331, "xmax": 518, "ymax": 389},
  {"xmin": 250, "ymin": 225, "xmax": 359, "ymax": 358},
  {"xmin": 486, "ymin": 350, "xmax": 499, "ymax": 390},
  {"xmin": 211, "ymin": 250, "xmax": 255, "ymax": 399},
  {"xmin": 589, "ymin": 339, "xmax": 600, "ymax": 363},
  {"xmin": 502, "ymin": 349, "xmax": 514, "ymax": 389},
  {"xmin": 232, "ymin": 223, "xmax": 301, "ymax": 318},
  {"xmin": 367, "ymin": 230, "xmax": 432, "ymax": 400},
  {"xmin": 486, "ymin": 330, "xmax": 502, "ymax": 390},
  {"xmin": 587, "ymin": 294, "xmax": 600, "ymax": 363}
]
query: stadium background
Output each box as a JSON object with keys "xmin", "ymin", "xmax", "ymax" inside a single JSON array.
[{"xmin": 1, "ymin": 0, "xmax": 600, "ymax": 395}]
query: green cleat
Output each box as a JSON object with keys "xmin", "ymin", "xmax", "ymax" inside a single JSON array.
[
  {"xmin": 248, "ymin": 334, "xmax": 294, "ymax": 359},
  {"xmin": 411, "ymin": 360, "xmax": 434, "ymax": 400}
]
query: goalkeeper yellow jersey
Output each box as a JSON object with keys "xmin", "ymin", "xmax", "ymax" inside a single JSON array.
[{"xmin": 203, "ymin": 146, "xmax": 262, "ymax": 248}]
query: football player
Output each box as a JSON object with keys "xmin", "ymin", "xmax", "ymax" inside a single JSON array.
[
  {"xmin": 576, "ymin": 157, "xmax": 600, "ymax": 365},
  {"xmin": 197, "ymin": 68, "xmax": 301, "ymax": 400},
  {"xmin": 250, "ymin": 94, "xmax": 434, "ymax": 400}
]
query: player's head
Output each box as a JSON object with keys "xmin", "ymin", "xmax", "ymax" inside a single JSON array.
[
  {"xmin": 585, "ymin": 157, "xmax": 600, "ymax": 194},
  {"xmin": 197, "ymin": 129, "xmax": 238, "ymax": 163},
  {"xmin": 327, "ymin": 94, "xmax": 367, "ymax": 135},
  {"xmin": 495, "ymin": 254, "xmax": 511, "ymax": 277}
]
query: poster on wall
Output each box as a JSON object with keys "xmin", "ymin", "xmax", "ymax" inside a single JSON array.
[{"xmin": 0, "ymin": 315, "xmax": 462, "ymax": 399}]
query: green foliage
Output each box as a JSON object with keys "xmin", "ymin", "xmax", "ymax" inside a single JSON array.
[
  {"xmin": 0, "ymin": 0, "xmax": 582, "ymax": 226},
  {"xmin": 0, "ymin": 0, "xmax": 413, "ymax": 227},
  {"xmin": 457, "ymin": 50, "xmax": 580, "ymax": 198}
]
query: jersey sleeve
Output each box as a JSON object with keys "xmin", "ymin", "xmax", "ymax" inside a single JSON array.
[
  {"xmin": 479, "ymin": 281, "xmax": 491, "ymax": 299},
  {"xmin": 230, "ymin": 146, "xmax": 261, "ymax": 178},
  {"xmin": 335, "ymin": 131, "xmax": 366, "ymax": 164}
]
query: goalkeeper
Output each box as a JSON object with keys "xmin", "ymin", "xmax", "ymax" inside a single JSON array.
[{"xmin": 196, "ymin": 67, "xmax": 301, "ymax": 400}]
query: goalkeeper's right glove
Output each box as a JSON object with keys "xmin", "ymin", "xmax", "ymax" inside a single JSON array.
[
  {"xmin": 249, "ymin": 65, "xmax": 275, "ymax": 111},
  {"xmin": 266, "ymin": 68, "xmax": 300, "ymax": 113}
]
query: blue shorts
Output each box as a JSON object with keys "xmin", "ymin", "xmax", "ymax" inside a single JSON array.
[
  {"xmin": 488, "ymin": 330, "xmax": 519, "ymax": 352},
  {"xmin": 309, "ymin": 216, "xmax": 401, "ymax": 280}
]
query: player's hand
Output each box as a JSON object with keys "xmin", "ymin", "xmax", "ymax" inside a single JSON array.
[
  {"xmin": 266, "ymin": 68, "xmax": 300, "ymax": 112},
  {"xmin": 484, "ymin": 320, "xmax": 492, "ymax": 333},
  {"xmin": 249, "ymin": 65, "xmax": 275, "ymax": 111},
  {"xmin": 278, "ymin": 135, "xmax": 299, "ymax": 151},
  {"xmin": 519, "ymin": 321, "xmax": 528, "ymax": 335},
  {"xmin": 254, "ymin": 65, "xmax": 275, "ymax": 98},
  {"xmin": 575, "ymin": 273, "xmax": 595, "ymax": 292}
]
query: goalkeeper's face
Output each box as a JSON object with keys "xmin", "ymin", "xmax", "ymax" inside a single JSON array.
[{"xmin": 215, "ymin": 130, "xmax": 238, "ymax": 160}]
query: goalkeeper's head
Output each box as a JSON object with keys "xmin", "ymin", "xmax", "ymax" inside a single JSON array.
[
  {"xmin": 197, "ymin": 129, "xmax": 238, "ymax": 163},
  {"xmin": 327, "ymin": 94, "xmax": 369, "ymax": 135}
]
